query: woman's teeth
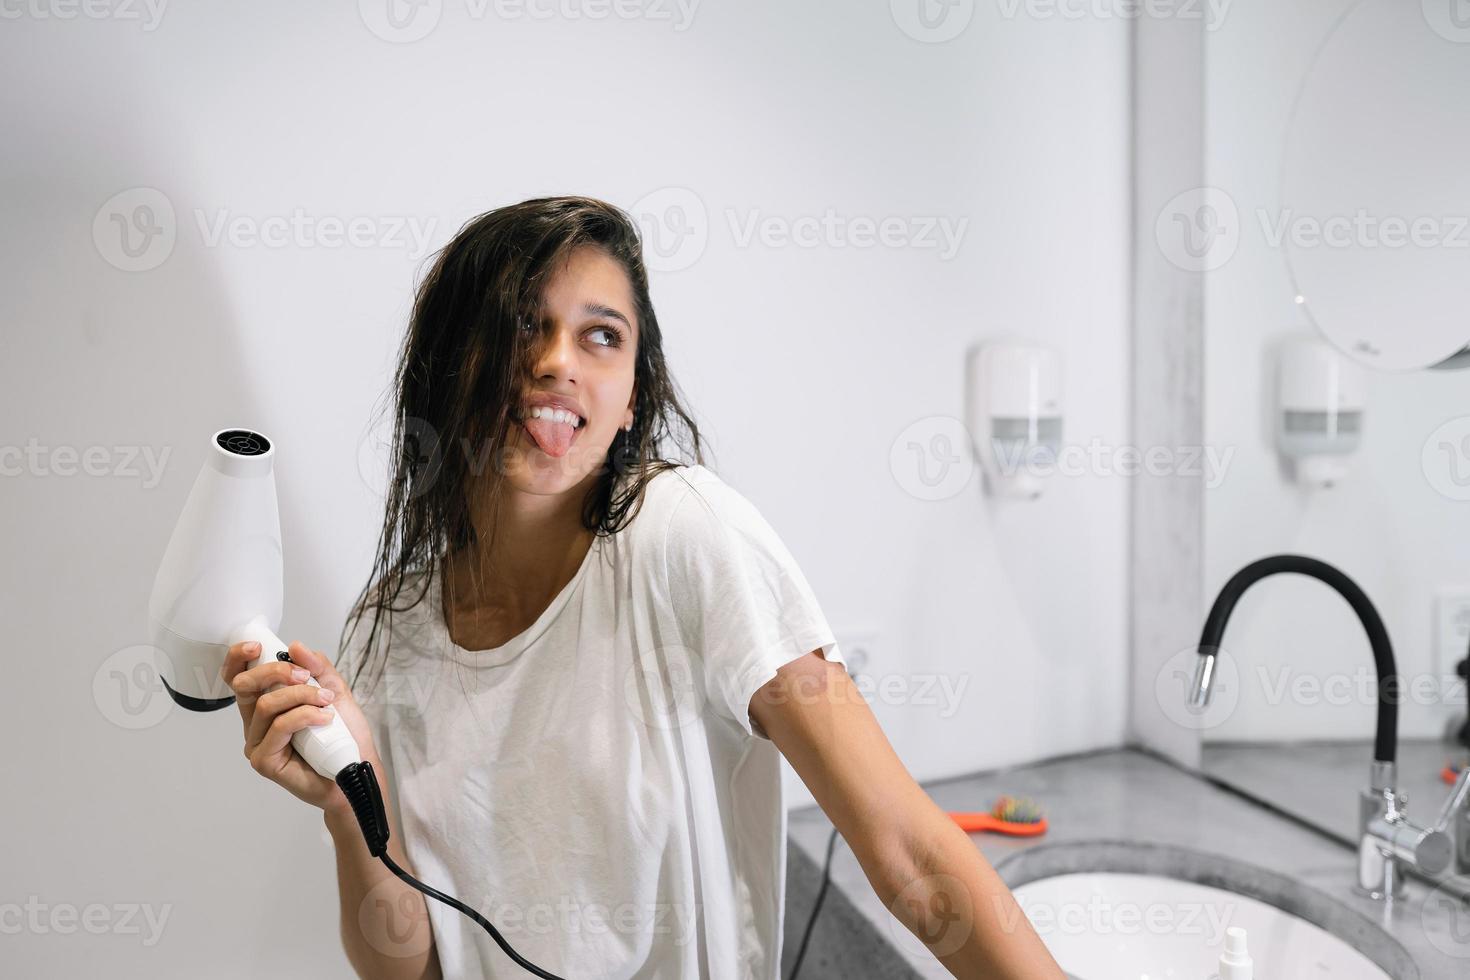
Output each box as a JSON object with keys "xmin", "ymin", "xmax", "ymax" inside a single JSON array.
[{"xmin": 526, "ymin": 406, "xmax": 583, "ymax": 428}]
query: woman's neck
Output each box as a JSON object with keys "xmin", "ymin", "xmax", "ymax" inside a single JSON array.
[{"xmin": 446, "ymin": 487, "xmax": 595, "ymax": 618}]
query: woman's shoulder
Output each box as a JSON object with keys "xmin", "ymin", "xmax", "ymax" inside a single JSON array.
[
  {"xmin": 633, "ymin": 463, "xmax": 760, "ymax": 535},
  {"xmin": 620, "ymin": 462, "xmax": 705, "ymax": 524},
  {"xmin": 639, "ymin": 461, "xmax": 709, "ymax": 497},
  {"xmin": 607, "ymin": 464, "xmax": 745, "ymax": 569},
  {"xmin": 638, "ymin": 464, "xmax": 795, "ymax": 571}
]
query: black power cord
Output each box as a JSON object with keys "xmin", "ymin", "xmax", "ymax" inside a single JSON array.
[
  {"xmin": 786, "ymin": 826, "xmax": 840, "ymax": 980},
  {"xmin": 335, "ymin": 761, "xmax": 568, "ymax": 980},
  {"xmin": 337, "ymin": 759, "xmax": 848, "ymax": 979}
]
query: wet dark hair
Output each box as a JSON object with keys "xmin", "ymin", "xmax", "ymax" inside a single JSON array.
[{"xmin": 337, "ymin": 195, "xmax": 706, "ymax": 698}]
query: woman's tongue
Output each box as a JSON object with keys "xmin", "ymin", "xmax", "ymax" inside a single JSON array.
[{"xmin": 523, "ymin": 415, "xmax": 577, "ymax": 458}]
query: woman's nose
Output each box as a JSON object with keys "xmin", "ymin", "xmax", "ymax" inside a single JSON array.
[{"xmin": 533, "ymin": 325, "xmax": 579, "ymax": 378}]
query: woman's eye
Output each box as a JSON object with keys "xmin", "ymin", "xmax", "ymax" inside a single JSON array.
[{"xmin": 590, "ymin": 325, "xmax": 624, "ymax": 348}]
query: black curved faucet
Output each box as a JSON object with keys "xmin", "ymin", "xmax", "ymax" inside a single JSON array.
[
  {"xmin": 1189, "ymin": 554, "xmax": 1400, "ymax": 764},
  {"xmin": 1187, "ymin": 554, "xmax": 1465, "ymax": 900}
]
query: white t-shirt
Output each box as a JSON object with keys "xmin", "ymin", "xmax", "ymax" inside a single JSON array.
[{"xmin": 338, "ymin": 463, "xmax": 844, "ymax": 980}]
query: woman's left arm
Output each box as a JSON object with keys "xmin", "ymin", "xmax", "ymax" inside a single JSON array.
[{"xmin": 750, "ymin": 650, "xmax": 1065, "ymax": 980}]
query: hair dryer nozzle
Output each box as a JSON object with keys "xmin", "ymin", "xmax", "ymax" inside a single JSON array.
[
  {"xmin": 149, "ymin": 428, "xmax": 283, "ymax": 707},
  {"xmin": 215, "ymin": 428, "xmax": 272, "ymax": 457}
]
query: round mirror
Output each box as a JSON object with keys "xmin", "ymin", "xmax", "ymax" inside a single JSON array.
[{"xmin": 1281, "ymin": 0, "xmax": 1470, "ymax": 372}]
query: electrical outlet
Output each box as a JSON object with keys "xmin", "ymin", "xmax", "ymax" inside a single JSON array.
[
  {"xmin": 1434, "ymin": 590, "xmax": 1470, "ymax": 706},
  {"xmin": 836, "ymin": 629, "xmax": 878, "ymax": 682}
]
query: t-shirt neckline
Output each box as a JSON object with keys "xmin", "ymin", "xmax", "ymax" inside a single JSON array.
[{"xmin": 434, "ymin": 536, "xmax": 602, "ymax": 668}]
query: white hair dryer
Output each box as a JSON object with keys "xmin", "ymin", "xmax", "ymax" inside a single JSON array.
[
  {"xmin": 147, "ymin": 428, "xmax": 571, "ymax": 978},
  {"xmin": 148, "ymin": 428, "xmax": 362, "ymax": 779}
]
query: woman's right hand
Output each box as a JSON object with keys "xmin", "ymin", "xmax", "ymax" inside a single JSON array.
[{"xmin": 221, "ymin": 639, "xmax": 378, "ymax": 818}]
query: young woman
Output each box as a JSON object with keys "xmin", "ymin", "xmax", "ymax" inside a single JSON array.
[{"xmin": 220, "ymin": 197, "xmax": 1063, "ymax": 980}]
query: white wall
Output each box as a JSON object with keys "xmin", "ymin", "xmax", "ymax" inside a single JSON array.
[
  {"xmin": 0, "ymin": 4, "xmax": 1131, "ymax": 976},
  {"xmin": 1202, "ymin": 0, "xmax": 1470, "ymax": 744}
]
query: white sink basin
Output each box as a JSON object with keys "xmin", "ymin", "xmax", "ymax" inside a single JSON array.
[{"xmin": 1011, "ymin": 871, "xmax": 1391, "ymax": 979}]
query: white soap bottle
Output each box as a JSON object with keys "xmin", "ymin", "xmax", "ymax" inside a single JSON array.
[{"xmin": 1214, "ymin": 925, "xmax": 1253, "ymax": 980}]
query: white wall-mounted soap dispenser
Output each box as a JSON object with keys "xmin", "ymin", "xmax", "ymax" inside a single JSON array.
[
  {"xmin": 1276, "ymin": 337, "xmax": 1366, "ymax": 489},
  {"xmin": 966, "ymin": 341, "xmax": 1063, "ymax": 500}
]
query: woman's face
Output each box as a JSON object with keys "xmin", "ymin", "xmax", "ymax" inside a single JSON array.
[{"xmin": 501, "ymin": 244, "xmax": 639, "ymax": 496}]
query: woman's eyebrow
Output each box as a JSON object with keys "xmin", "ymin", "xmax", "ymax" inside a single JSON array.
[{"xmin": 582, "ymin": 301, "xmax": 632, "ymax": 330}]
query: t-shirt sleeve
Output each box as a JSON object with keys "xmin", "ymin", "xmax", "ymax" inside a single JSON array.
[{"xmin": 660, "ymin": 477, "xmax": 844, "ymax": 740}]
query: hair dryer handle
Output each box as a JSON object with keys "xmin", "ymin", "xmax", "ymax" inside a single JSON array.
[{"xmin": 232, "ymin": 617, "xmax": 363, "ymax": 780}]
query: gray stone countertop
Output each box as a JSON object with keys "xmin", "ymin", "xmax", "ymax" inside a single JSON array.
[
  {"xmin": 783, "ymin": 746, "xmax": 1470, "ymax": 979},
  {"xmin": 1201, "ymin": 736, "xmax": 1466, "ymax": 859}
]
